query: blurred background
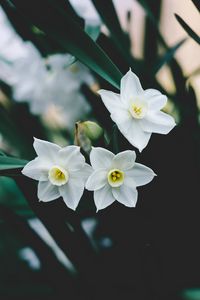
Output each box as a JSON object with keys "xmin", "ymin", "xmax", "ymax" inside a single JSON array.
[{"xmin": 0, "ymin": 0, "xmax": 200, "ymax": 299}]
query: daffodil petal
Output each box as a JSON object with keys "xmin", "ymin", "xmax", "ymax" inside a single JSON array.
[
  {"xmin": 143, "ymin": 89, "xmax": 167, "ymax": 111},
  {"xmin": 120, "ymin": 69, "xmax": 143, "ymax": 105},
  {"xmin": 112, "ymin": 185, "xmax": 138, "ymax": 207},
  {"xmin": 111, "ymin": 150, "xmax": 136, "ymax": 170},
  {"xmin": 126, "ymin": 163, "xmax": 155, "ymax": 187},
  {"xmin": 86, "ymin": 169, "xmax": 107, "ymax": 191},
  {"xmin": 98, "ymin": 89, "xmax": 125, "ymax": 113},
  {"xmin": 33, "ymin": 138, "xmax": 61, "ymax": 162},
  {"xmin": 59, "ymin": 178, "xmax": 84, "ymax": 210},
  {"xmin": 37, "ymin": 181, "xmax": 60, "ymax": 202},
  {"xmin": 22, "ymin": 157, "xmax": 49, "ymax": 181},
  {"xmin": 118, "ymin": 119, "xmax": 151, "ymax": 152},
  {"xmin": 94, "ymin": 184, "xmax": 115, "ymax": 211},
  {"xmin": 90, "ymin": 147, "xmax": 114, "ymax": 170},
  {"xmin": 70, "ymin": 163, "xmax": 93, "ymax": 183},
  {"xmin": 123, "ymin": 176, "xmax": 137, "ymax": 188},
  {"xmin": 110, "ymin": 108, "xmax": 131, "ymax": 126},
  {"xmin": 58, "ymin": 145, "xmax": 85, "ymax": 170},
  {"xmin": 141, "ymin": 111, "xmax": 176, "ymax": 134}
]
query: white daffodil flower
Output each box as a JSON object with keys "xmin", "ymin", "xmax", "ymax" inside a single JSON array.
[
  {"xmin": 22, "ymin": 138, "xmax": 92, "ymax": 210},
  {"xmin": 0, "ymin": 7, "xmax": 95, "ymax": 129},
  {"xmin": 98, "ymin": 69, "xmax": 176, "ymax": 152},
  {"xmin": 85, "ymin": 147, "xmax": 156, "ymax": 211}
]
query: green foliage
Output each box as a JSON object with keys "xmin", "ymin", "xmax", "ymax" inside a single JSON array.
[
  {"xmin": 182, "ymin": 289, "xmax": 200, "ymax": 300},
  {"xmin": 8, "ymin": 0, "xmax": 122, "ymax": 88},
  {"xmin": 175, "ymin": 14, "xmax": 200, "ymax": 45},
  {"xmin": 0, "ymin": 0, "xmax": 200, "ymax": 298}
]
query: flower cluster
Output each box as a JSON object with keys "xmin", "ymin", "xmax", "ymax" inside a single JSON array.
[{"xmin": 22, "ymin": 70, "xmax": 175, "ymax": 211}]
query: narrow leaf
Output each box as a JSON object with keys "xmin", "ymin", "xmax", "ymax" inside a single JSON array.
[
  {"xmin": 0, "ymin": 156, "xmax": 27, "ymax": 171},
  {"xmin": 10, "ymin": 0, "xmax": 122, "ymax": 89},
  {"xmin": 175, "ymin": 14, "xmax": 200, "ymax": 45},
  {"xmin": 191, "ymin": 0, "xmax": 200, "ymax": 12},
  {"xmin": 153, "ymin": 38, "xmax": 187, "ymax": 74},
  {"xmin": 91, "ymin": 0, "xmax": 133, "ymax": 65}
]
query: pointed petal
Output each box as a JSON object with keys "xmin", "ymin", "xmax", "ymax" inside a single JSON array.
[
  {"xmin": 123, "ymin": 175, "xmax": 137, "ymax": 188},
  {"xmin": 58, "ymin": 145, "xmax": 85, "ymax": 170},
  {"xmin": 98, "ymin": 89, "xmax": 125, "ymax": 113},
  {"xmin": 143, "ymin": 89, "xmax": 167, "ymax": 110},
  {"xmin": 141, "ymin": 111, "xmax": 176, "ymax": 134},
  {"xmin": 94, "ymin": 184, "xmax": 115, "ymax": 211},
  {"xmin": 59, "ymin": 178, "xmax": 84, "ymax": 210},
  {"xmin": 112, "ymin": 185, "xmax": 138, "ymax": 207},
  {"xmin": 37, "ymin": 181, "xmax": 60, "ymax": 202},
  {"xmin": 111, "ymin": 150, "xmax": 136, "ymax": 171},
  {"xmin": 110, "ymin": 108, "xmax": 131, "ymax": 126},
  {"xmin": 33, "ymin": 138, "xmax": 61, "ymax": 162},
  {"xmin": 22, "ymin": 157, "xmax": 49, "ymax": 181},
  {"xmin": 70, "ymin": 163, "xmax": 93, "ymax": 183},
  {"xmin": 117, "ymin": 119, "xmax": 151, "ymax": 152},
  {"xmin": 85, "ymin": 169, "xmax": 107, "ymax": 191},
  {"xmin": 90, "ymin": 147, "xmax": 114, "ymax": 170},
  {"xmin": 126, "ymin": 163, "xmax": 155, "ymax": 187},
  {"xmin": 120, "ymin": 69, "xmax": 143, "ymax": 104}
]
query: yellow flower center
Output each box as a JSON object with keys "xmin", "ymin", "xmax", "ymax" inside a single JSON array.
[
  {"xmin": 48, "ymin": 165, "xmax": 69, "ymax": 186},
  {"xmin": 107, "ymin": 169, "xmax": 124, "ymax": 187},
  {"xmin": 129, "ymin": 100, "xmax": 147, "ymax": 119}
]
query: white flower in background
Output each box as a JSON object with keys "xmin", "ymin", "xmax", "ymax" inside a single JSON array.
[
  {"xmin": 0, "ymin": 7, "xmax": 95, "ymax": 129},
  {"xmin": 85, "ymin": 147, "xmax": 155, "ymax": 211},
  {"xmin": 69, "ymin": 0, "xmax": 101, "ymax": 26},
  {"xmin": 98, "ymin": 69, "xmax": 176, "ymax": 152},
  {"xmin": 22, "ymin": 138, "xmax": 92, "ymax": 210}
]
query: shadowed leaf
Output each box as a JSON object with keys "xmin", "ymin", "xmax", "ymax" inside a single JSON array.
[{"xmin": 175, "ymin": 14, "xmax": 200, "ymax": 45}]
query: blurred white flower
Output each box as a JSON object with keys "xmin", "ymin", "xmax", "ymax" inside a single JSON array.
[
  {"xmin": 19, "ymin": 247, "xmax": 41, "ymax": 270},
  {"xmin": 29, "ymin": 218, "xmax": 77, "ymax": 273},
  {"xmin": 69, "ymin": 0, "xmax": 101, "ymax": 26},
  {"xmin": 98, "ymin": 69, "xmax": 176, "ymax": 152},
  {"xmin": 22, "ymin": 138, "xmax": 92, "ymax": 210},
  {"xmin": 0, "ymin": 7, "xmax": 95, "ymax": 129},
  {"xmin": 86, "ymin": 147, "xmax": 155, "ymax": 211}
]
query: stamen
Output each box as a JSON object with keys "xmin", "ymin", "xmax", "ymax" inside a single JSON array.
[
  {"xmin": 107, "ymin": 168, "xmax": 124, "ymax": 187},
  {"xmin": 48, "ymin": 165, "xmax": 69, "ymax": 186}
]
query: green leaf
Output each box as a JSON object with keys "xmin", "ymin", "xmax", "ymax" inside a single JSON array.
[
  {"xmin": 0, "ymin": 156, "xmax": 27, "ymax": 171},
  {"xmin": 191, "ymin": 0, "xmax": 200, "ymax": 12},
  {"xmin": 182, "ymin": 289, "xmax": 200, "ymax": 300},
  {"xmin": 0, "ymin": 177, "xmax": 33, "ymax": 217},
  {"xmin": 85, "ymin": 24, "xmax": 100, "ymax": 41},
  {"xmin": 153, "ymin": 38, "xmax": 187, "ymax": 74},
  {"xmin": 91, "ymin": 0, "xmax": 133, "ymax": 65},
  {"xmin": 175, "ymin": 14, "xmax": 200, "ymax": 45},
  {"xmin": 10, "ymin": 0, "xmax": 122, "ymax": 89}
]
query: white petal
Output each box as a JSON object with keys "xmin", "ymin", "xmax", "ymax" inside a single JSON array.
[
  {"xmin": 85, "ymin": 169, "xmax": 107, "ymax": 191},
  {"xmin": 126, "ymin": 163, "xmax": 155, "ymax": 187},
  {"xmin": 111, "ymin": 150, "xmax": 136, "ymax": 171},
  {"xmin": 70, "ymin": 163, "xmax": 93, "ymax": 183},
  {"xmin": 33, "ymin": 138, "xmax": 61, "ymax": 162},
  {"xmin": 120, "ymin": 69, "xmax": 143, "ymax": 105},
  {"xmin": 22, "ymin": 157, "xmax": 50, "ymax": 181},
  {"xmin": 143, "ymin": 89, "xmax": 167, "ymax": 111},
  {"xmin": 37, "ymin": 181, "xmax": 60, "ymax": 202},
  {"xmin": 58, "ymin": 145, "xmax": 85, "ymax": 170},
  {"xmin": 90, "ymin": 147, "xmax": 114, "ymax": 170},
  {"xmin": 117, "ymin": 118, "xmax": 151, "ymax": 152},
  {"xmin": 59, "ymin": 178, "xmax": 84, "ymax": 210},
  {"xmin": 110, "ymin": 108, "xmax": 131, "ymax": 126},
  {"xmin": 123, "ymin": 176, "xmax": 136, "ymax": 188},
  {"xmin": 140, "ymin": 111, "xmax": 176, "ymax": 134},
  {"xmin": 94, "ymin": 184, "xmax": 115, "ymax": 211},
  {"xmin": 98, "ymin": 89, "xmax": 125, "ymax": 113},
  {"xmin": 112, "ymin": 185, "xmax": 138, "ymax": 207}
]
